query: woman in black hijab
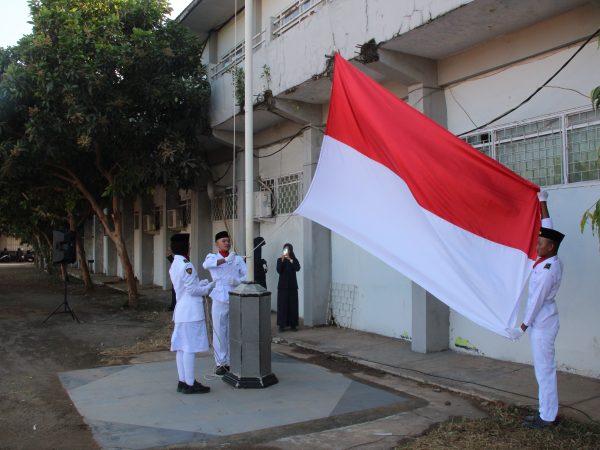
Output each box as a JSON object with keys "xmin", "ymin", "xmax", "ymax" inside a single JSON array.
[
  {"xmin": 276, "ymin": 243, "xmax": 301, "ymax": 332},
  {"xmin": 253, "ymin": 237, "xmax": 267, "ymax": 289}
]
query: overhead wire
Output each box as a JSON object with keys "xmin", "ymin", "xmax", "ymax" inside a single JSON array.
[{"xmin": 457, "ymin": 27, "xmax": 600, "ymax": 137}]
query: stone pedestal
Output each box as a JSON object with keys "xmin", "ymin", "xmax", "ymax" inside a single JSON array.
[{"xmin": 223, "ymin": 282, "xmax": 278, "ymax": 389}]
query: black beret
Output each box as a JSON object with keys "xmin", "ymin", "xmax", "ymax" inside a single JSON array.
[
  {"xmin": 215, "ymin": 231, "xmax": 229, "ymax": 241},
  {"xmin": 539, "ymin": 227, "xmax": 565, "ymax": 244},
  {"xmin": 170, "ymin": 233, "xmax": 189, "ymax": 243}
]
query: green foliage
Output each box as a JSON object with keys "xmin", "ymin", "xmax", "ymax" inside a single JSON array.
[
  {"xmin": 2, "ymin": 0, "xmax": 211, "ymax": 198},
  {"xmin": 228, "ymin": 65, "xmax": 244, "ymax": 109},
  {"xmin": 581, "ymin": 200, "xmax": 600, "ymax": 238},
  {"xmin": 580, "ymin": 38, "xmax": 600, "ymax": 242},
  {"xmin": 0, "ymin": 1, "xmax": 212, "ymax": 286}
]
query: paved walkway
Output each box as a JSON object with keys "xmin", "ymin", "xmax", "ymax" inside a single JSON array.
[{"xmin": 69, "ymin": 269, "xmax": 600, "ymax": 425}]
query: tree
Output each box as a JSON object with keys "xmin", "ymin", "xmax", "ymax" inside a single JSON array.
[
  {"xmin": 581, "ymin": 39, "xmax": 600, "ymax": 242},
  {"xmin": 1, "ymin": 0, "xmax": 211, "ymax": 306}
]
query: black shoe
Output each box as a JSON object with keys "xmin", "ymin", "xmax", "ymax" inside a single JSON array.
[
  {"xmin": 523, "ymin": 416, "xmax": 553, "ymax": 429},
  {"xmin": 181, "ymin": 380, "xmax": 210, "ymax": 394},
  {"xmin": 177, "ymin": 381, "xmax": 186, "ymax": 393},
  {"xmin": 524, "ymin": 413, "xmax": 539, "ymax": 422},
  {"xmin": 215, "ymin": 365, "xmax": 229, "ymax": 376}
]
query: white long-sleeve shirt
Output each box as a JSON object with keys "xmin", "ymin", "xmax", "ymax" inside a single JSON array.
[
  {"xmin": 169, "ymin": 255, "xmax": 211, "ymax": 323},
  {"xmin": 202, "ymin": 253, "xmax": 247, "ymax": 303}
]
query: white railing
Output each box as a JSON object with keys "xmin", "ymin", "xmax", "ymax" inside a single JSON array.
[
  {"xmin": 272, "ymin": 0, "xmax": 324, "ymax": 38},
  {"xmin": 210, "ymin": 30, "xmax": 266, "ymax": 79}
]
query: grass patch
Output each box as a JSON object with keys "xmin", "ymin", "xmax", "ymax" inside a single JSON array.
[
  {"xmin": 99, "ymin": 310, "xmax": 173, "ymax": 365},
  {"xmin": 398, "ymin": 402, "xmax": 600, "ymax": 450}
]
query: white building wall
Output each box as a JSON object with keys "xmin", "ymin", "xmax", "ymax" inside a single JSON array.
[
  {"xmin": 256, "ymin": 135, "xmax": 305, "ymax": 314},
  {"xmin": 445, "ymin": 36, "xmax": 600, "ymax": 378},
  {"xmin": 331, "ymin": 234, "xmax": 413, "ymax": 339}
]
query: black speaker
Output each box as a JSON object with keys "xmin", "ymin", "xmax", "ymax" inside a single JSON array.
[{"xmin": 52, "ymin": 230, "xmax": 76, "ymax": 265}]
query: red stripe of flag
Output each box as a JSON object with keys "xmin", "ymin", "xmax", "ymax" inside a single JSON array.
[{"xmin": 326, "ymin": 54, "xmax": 540, "ymax": 259}]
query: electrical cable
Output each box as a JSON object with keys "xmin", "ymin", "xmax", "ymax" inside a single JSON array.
[
  {"xmin": 326, "ymin": 350, "xmax": 598, "ymax": 424},
  {"xmin": 457, "ymin": 27, "xmax": 600, "ymax": 137}
]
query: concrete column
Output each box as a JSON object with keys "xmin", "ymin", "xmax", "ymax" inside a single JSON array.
[
  {"xmin": 102, "ymin": 234, "xmax": 117, "ymax": 276},
  {"xmin": 136, "ymin": 196, "xmax": 154, "ymax": 285},
  {"xmin": 411, "ymin": 284, "xmax": 450, "ymax": 353},
  {"xmin": 93, "ymin": 216, "xmax": 103, "ymax": 274},
  {"xmin": 407, "ymin": 70, "xmax": 449, "ymax": 353},
  {"xmin": 117, "ymin": 199, "xmax": 135, "ymax": 279},
  {"xmin": 191, "ymin": 190, "xmax": 214, "ymax": 279},
  {"xmin": 301, "ymin": 127, "xmax": 331, "ymax": 326},
  {"xmin": 153, "ymin": 187, "xmax": 168, "ymax": 288}
]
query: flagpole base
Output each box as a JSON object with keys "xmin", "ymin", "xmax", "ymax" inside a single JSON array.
[{"xmin": 222, "ymin": 372, "xmax": 278, "ymax": 389}]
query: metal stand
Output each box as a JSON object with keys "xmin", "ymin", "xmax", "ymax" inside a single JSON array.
[
  {"xmin": 42, "ymin": 264, "xmax": 81, "ymax": 324},
  {"xmin": 223, "ymin": 282, "xmax": 278, "ymax": 389}
]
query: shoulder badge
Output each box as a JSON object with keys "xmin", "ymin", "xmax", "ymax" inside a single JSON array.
[
  {"xmin": 186, "ymin": 267, "xmax": 193, "ymax": 274},
  {"xmin": 543, "ymin": 263, "xmax": 552, "ymax": 270},
  {"xmin": 183, "ymin": 259, "xmax": 189, "ymax": 263}
]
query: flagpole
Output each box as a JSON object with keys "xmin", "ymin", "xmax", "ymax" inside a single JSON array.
[{"xmin": 244, "ymin": 0, "xmax": 254, "ymax": 281}]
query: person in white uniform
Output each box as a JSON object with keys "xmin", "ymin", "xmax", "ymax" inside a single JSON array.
[
  {"xmin": 203, "ymin": 231, "xmax": 247, "ymax": 376},
  {"xmin": 169, "ymin": 233, "xmax": 215, "ymax": 394},
  {"xmin": 506, "ymin": 191, "xmax": 565, "ymax": 429}
]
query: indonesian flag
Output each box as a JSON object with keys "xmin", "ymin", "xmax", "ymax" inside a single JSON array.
[{"xmin": 296, "ymin": 54, "xmax": 541, "ymax": 337}]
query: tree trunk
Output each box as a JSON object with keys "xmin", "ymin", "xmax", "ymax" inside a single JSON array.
[
  {"xmin": 40, "ymin": 231, "xmax": 53, "ymax": 275},
  {"xmin": 65, "ymin": 171, "xmax": 139, "ymax": 307},
  {"xmin": 68, "ymin": 214, "xmax": 94, "ymax": 293}
]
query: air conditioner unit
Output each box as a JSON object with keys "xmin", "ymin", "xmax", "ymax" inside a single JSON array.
[
  {"xmin": 253, "ymin": 191, "xmax": 272, "ymax": 218},
  {"xmin": 167, "ymin": 208, "xmax": 184, "ymax": 229},
  {"xmin": 142, "ymin": 214, "xmax": 156, "ymax": 233}
]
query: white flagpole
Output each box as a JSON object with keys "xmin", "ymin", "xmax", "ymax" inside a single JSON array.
[{"xmin": 244, "ymin": 0, "xmax": 254, "ymax": 281}]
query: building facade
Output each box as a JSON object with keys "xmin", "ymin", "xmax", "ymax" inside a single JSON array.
[{"xmin": 85, "ymin": 0, "xmax": 600, "ymax": 378}]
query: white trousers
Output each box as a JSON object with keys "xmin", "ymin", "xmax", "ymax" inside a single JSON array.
[
  {"xmin": 212, "ymin": 300, "xmax": 229, "ymax": 366},
  {"xmin": 530, "ymin": 324, "xmax": 559, "ymax": 421}
]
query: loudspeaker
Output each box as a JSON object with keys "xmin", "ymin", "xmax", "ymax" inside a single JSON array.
[{"xmin": 52, "ymin": 230, "xmax": 76, "ymax": 265}]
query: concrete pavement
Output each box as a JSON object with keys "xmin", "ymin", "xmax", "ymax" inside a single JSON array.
[{"xmin": 68, "ymin": 269, "xmax": 600, "ymax": 429}]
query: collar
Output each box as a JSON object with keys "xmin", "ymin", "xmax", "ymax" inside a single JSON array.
[
  {"xmin": 533, "ymin": 254, "xmax": 556, "ymax": 269},
  {"xmin": 219, "ymin": 250, "xmax": 229, "ymax": 258}
]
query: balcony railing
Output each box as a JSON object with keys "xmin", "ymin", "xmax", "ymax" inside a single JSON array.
[
  {"xmin": 272, "ymin": 0, "xmax": 324, "ymax": 38},
  {"xmin": 210, "ymin": 30, "xmax": 266, "ymax": 79}
]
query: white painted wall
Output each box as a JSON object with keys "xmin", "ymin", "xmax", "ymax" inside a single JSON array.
[
  {"xmin": 331, "ymin": 233, "xmax": 413, "ymax": 339},
  {"xmin": 445, "ymin": 32, "xmax": 600, "ymax": 378}
]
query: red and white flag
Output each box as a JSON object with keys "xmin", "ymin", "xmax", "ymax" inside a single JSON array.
[{"xmin": 296, "ymin": 54, "xmax": 541, "ymax": 337}]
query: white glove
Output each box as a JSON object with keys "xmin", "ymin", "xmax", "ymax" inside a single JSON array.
[
  {"xmin": 199, "ymin": 279, "xmax": 209, "ymax": 286},
  {"xmin": 537, "ymin": 190, "xmax": 548, "ymax": 202},
  {"xmin": 505, "ymin": 327, "xmax": 524, "ymax": 341},
  {"xmin": 206, "ymin": 281, "xmax": 216, "ymax": 292},
  {"xmin": 225, "ymin": 251, "xmax": 236, "ymax": 263}
]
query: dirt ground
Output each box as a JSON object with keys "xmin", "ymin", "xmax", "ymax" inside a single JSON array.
[{"xmin": 0, "ymin": 264, "xmax": 172, "ymax": 450}]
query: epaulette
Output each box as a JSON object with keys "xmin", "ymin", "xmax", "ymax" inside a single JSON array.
[
  {"xmin": 183, "ymin": 259, "xmax": 189, "ymax": 263},
  {"xmin": 543, "ymin": 263, "xmax": 551, "ymax": 270}
]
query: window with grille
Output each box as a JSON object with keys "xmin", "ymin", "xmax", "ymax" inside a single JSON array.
[
  {"xmin": 210, "ymin": 188, "xmax": 238, "ymax": 221},
  {"xmin": 461, "ymin": 108, "xmax": 600, "ymax": 186},
  {"xmin": 258, "ymin": 172, "xmax": 303, "ymax": 215}
]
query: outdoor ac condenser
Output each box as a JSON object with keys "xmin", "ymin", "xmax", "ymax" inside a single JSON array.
[
  {"xmin": 142, "ymin": 214, "xmax": 156, "ymax": 232},
  {"xmin": 167, "ymin": 209, "xmax": 183, "ymax": 229},
  {"xmin": 253, "ymin": 191, "xmax": 272, "ymax": 218}
]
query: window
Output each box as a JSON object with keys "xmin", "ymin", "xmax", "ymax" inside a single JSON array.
[
  {"xmin": 462, "ymin": 108, "xmax": 600, "ymax": 186},
  {"xmin": 567, "ymin": 109, "xmax": 600, "ymax": 183},
  {"xmin": 259, "ymin": 172, "xmax": 303, "ymax": 215},
  {"xmin": 210, "ymin": 187, "xmax": 238, "ymax": 221}
]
